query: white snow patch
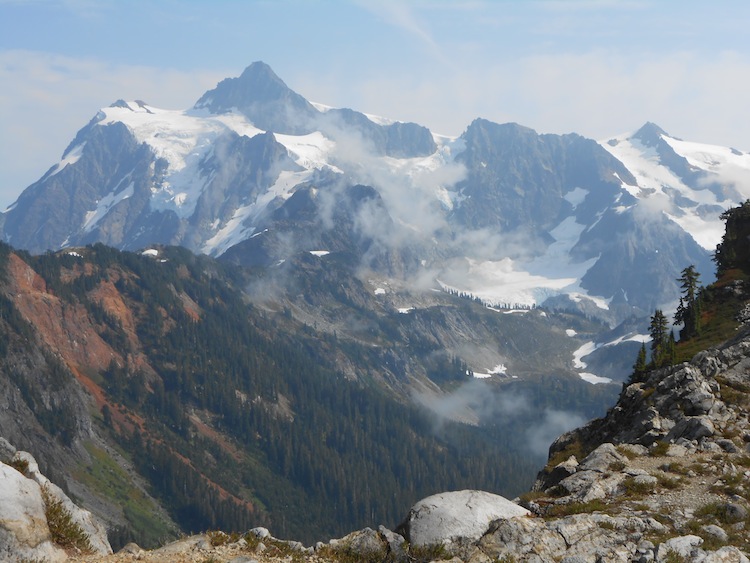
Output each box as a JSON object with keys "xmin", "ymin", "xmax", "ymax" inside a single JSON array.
[
  {"xmin": 309, "ymin": 250, "xmax": 330, "ymax": 257},
  {"xmin": 573, "ymin": 341, "xmax": 597, "ymax": 369},
  {"xmin": 374, "ymin": 288, "xmax": 386, "ymax": 295},
  {"xmin": 141, "ymin": 249, "xmax": 159, "ymax": 257},
  {"xmin": 563, "ymin": 187, "xmax": 588, "ymax": 209},
  {"xmin": 66, "ymin": 251, "xmax": 82, "ymax": 258},
  {"xmin": 398, "ymin": 307, "xmax": 414, "ymax": 314},
  {"xmin": 276, "ymin": 131, "xmax": 341, "ymax": 172},
  {"xmin": 362, "ymin": 112, "xmax": 396, "ymax": 126},
  {"xmin": 310, "ymin": 101, "xmax": 334, "ymax": 113},
  {"xmin": 472, "ymin": 364, "xmax": 508, "ymax": 379},
  {"xmin": 579, "ymin": 373, "xmax": 613, "ymax": 385},
  {"xmin": 566, "ymin": 329, "xmax": 577, "ymax": 337},
  {"xmin": 572, "ymin": 341, "xmax": 613, "ymax": 385},
  {"xmin": 604, "ymin": 333, "xmax": 651, "ymax": 347},
  {"xmin": 82, "ymin": 183, "xmax": 134, "ymax": 233},
  {"xmin": 48, "ymin": 142, "xmax": 86, "ymax": 178}
]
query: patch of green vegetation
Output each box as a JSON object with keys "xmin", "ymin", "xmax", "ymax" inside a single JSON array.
[
  {"xmin": 710, "ymin": 473, "xmax": 748, "ymax": 499},
  {"xmin": 716, "ymin": 377, "xmax": 750, "ymax": 408},
  {"xmin": 73, "ymin": 441, "xmax": 173, "ymax": 549},
  {"xmin": 615, "ymin": 445, "xmax": 640, "ymax": 460},
  {"xmin": 621, "ymin": 476, "xmax": 656, "ymax": 497},
  {"xmin": 408, "ymin": 542, "xmax": 450, "ymax": 563},
  {"xmin": 659, "ymin": 462, "xmax": 689, "ymax": 475},
  {"xmin": 663, "ymin": 551, "xmax": 690, "ymax": 563},
  {"xmin": 518, "ymin": 490, "xmax": 547, "ymax": 504},
  {"xmin": 9, "ymin": 456, "xmax": 29, "ymax": 475},
  {"xmin": 546, "ymin": 438, "xmax": 586, "ymax": 470},
  {"xmin": 242, "ymin": 533, "xmax": 311, "ymax": 562},
  {"xmin": 649, "ymin": 441, "xmax": 670, "ymax": 457},
  {"xmin": 608, "ymin": 460, "xmax": 626, "ymax": 471},
  {"xmin": 41, "ymin": 485, "xmax": 92, "ymax": 553},
  {"xmin": 674, "ymin": 269, "xmax": 749, "ymax": 363},
  {"xmin": 696, "ymin": 502, "xmax": 746, "ymax": 525},
  {"xmin": 657, "ymin": 475, "xmax": 683, "ymax": 490},
  {"xmin": 545, "ymin": 499, "xmax": 608, "ymax": 518},
  {"xmin": 207, "ymin": 530, "xmax": 241, "ymax": 546}
]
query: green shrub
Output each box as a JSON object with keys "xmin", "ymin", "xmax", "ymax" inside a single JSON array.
[
  {"xmin": 621, "ymin": 476, "xmax": 656, "ymax": 497},
  {"xmin": 9, "ymin": 456, "xmax": 29, "ymax": 475},
  {"xmin": 41, "ymin": 485, "xmax": 92, "ymax": 553},
  {"xmin": 650, "ymin": 441, "xmax": 670, "ymax": 457}
]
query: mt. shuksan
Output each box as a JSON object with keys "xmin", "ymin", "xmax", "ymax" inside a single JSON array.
[{"xmin": 3, "ymin": 61, "xmax": 748, "ymax": 322}]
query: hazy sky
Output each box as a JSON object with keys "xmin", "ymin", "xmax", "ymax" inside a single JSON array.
[{"xmin": 2, "ymin": 0, "xmax": 749, "ymax": 208}]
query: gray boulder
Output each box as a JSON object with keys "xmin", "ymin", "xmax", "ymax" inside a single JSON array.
[
  {"xmin": 396, "ymin": 490, "xmax": 529, "ymax": 547},
  {"xmin": 0, "ymin": 462, "xmax": 67, "ymax": 563}
]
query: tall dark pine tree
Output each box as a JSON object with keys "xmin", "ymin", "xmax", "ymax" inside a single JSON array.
[
  {"xmin": 674, "ymin": 264, "xmax": 702, "ymax": 339},
  {"xmin": 649, "ymin": 309, "xmax": 669, "ymax": 368},
  {"xmin": 629, "ymin": 343, "xmax": 648, "ymax": 384}
]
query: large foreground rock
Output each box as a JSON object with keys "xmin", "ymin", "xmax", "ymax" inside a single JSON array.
[
  {"xmin": 15, "ymin": 451, "xmax": 112, "ymax": 555},
  {"xmin": 0, "ymin": 462, "xmax": 67, "ymax": 563},
  {"xmin": 396, "ymin": 490, "xmax": 529, "ymax": 547}
]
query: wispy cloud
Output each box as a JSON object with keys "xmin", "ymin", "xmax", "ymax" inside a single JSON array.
[{"xmin": 356, "ymin": 0, "xmax": 447, "ymax": 64}]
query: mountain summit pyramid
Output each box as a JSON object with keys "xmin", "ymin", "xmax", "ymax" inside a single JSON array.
[{"xmin": 195, "ymin": 61, "xmax": 319, "ymax": 134}]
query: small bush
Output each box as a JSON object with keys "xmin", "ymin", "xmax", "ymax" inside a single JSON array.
[
  {"xmin": 664, "ymin": 550, "xmax": 689, "ymax": 563},
  {"xmin": 621, "ymin": 476, "xmax": 655, "ymax": 497},
  {"xmin": 657, "ymin": 475, "xmax": 682, "ymax": 490},
  {"xmin": 9, "ymin": 456, "xmax": 29, "ymax": 475},
  {"xmin": 650, "ymin": 441, "xmax": 670, "ymax": 457},
  {"xmin": 41, "ymin": 485, "xmax": 92, "ymax": 553},
  {"xmin": 316, "ymin": 542, "xmax": 388, "ymax": 563},
  {"xmin": 207, "ymin": 530, "xmax": 240, "ymax": 546},
  {"xmin": 659, "ymin": 462, "xmax": 689, "ymax": 475},
  {"xmin": 545, "ymin": 499, "xmax": 608, "ymax": 518},
  {"xmin": 609, "ymin": 460, "xmax": 626, "ymax": 471},
  {"xmin": 408, "ymin": 542, "xmax": 449, "ymax": 563},
  {"xmin": 615, "ymin": 446, "xmax": 639, "ymax": 460}
]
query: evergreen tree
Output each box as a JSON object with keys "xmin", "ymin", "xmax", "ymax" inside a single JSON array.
[
  {"xmin": 674, "ymin": 265, "xmax": 702, "ymax": 338},
  {"xmin": 649, "ymin": 309, "xmax": 669, "ymax": 368},
  {"xmin": 629, "ymin": 343, "xmax": 648, "ymax": 384}
]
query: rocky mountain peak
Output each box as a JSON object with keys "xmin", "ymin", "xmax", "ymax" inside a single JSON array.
[
  {"xmin": 632, "ymin": 121, "xmax": 670, "ymax": 146},
  {"xmin": 193, "ymin": 60, "xmax": 318, "ymax": 134}
]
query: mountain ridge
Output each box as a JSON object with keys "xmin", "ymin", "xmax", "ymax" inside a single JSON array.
[{"xmin": 3, "ymin": 61, "xmax": 744, "ymax": 330}]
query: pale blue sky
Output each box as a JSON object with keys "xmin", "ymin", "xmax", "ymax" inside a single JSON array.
[{"xmin": 2, "ymin": 0, "xmax": 750, "ymax": 207}]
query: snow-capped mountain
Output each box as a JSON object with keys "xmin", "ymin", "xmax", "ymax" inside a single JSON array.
[{"xmin": 3, "ymin": 61, "xmax": 748, "ymax": 324}]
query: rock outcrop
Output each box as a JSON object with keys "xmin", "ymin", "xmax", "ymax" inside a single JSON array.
[
  {"xmin": 0, "ymin": 438, "xmax": 111, "ymax": 562},
  {"xmin": 396, "ymin": 489, "xmax": 529, "ymax": 547}
]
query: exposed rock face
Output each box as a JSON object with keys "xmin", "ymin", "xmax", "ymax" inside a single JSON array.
[
  {"xmin": 0, "ymin": 462, "xmax": 67, "ymax": 563},
  {"xmin": 396, "ymin": 489, "xmax": 529, "ymax": 547},
  {"xmin": 0, "ymin": 440, "xmax": 111, "ymax": 561}
]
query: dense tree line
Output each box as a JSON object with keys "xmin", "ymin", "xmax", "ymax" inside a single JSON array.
[{"xmin": 6, "ymin": 243, "xmax": 574, "ymax": 545}]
